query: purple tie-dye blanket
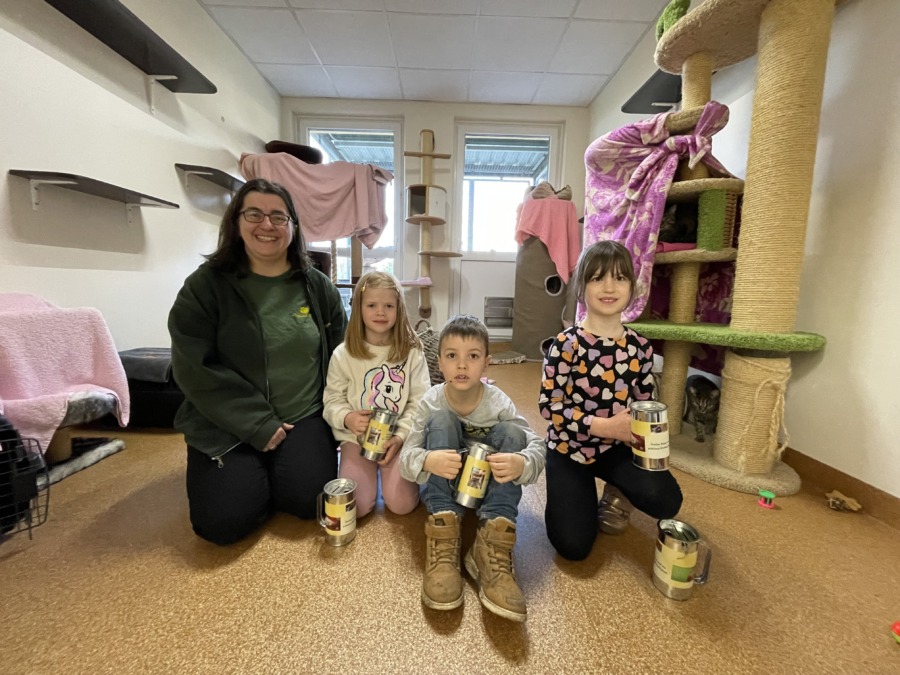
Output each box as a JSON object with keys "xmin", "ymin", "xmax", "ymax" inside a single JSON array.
[{"xmin": 582, "ymin": 101, "xmax": 733, "ymax": 322}]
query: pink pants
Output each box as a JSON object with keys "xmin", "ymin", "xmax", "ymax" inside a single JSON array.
[{"xmin": 338, "ymin": 442, "xmax": 419, "ymax": 518}]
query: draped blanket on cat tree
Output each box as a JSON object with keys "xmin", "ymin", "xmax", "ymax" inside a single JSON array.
[{"xmin": 582, "ymin": 100, "xmax": 732, "ymax": 322}]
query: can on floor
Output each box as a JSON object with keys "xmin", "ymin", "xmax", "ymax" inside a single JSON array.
[
  {"xmin": 360, "ymin": 408, "xmax": 399, "ymax": 461},
  {"xmin": 317, "ymin": 478, "xmax": 357, "ymax": 546},
  {"xmin": 630, "ymin": 400, "xmax": 670, "ymax": 471},
  {"xmin": 453, "ymin": 442, "xmax": 493, "ymax": 508},
  {"xmin": 652, "ymin": 519, "xmax": 712, "ymax": 600}
]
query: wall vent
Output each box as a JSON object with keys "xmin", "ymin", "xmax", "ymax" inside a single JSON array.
[{"xmin": 484, "ymin": 297, "xmax": 514, "ymax": 328}]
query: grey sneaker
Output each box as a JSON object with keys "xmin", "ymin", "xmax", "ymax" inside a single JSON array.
[{"xmin": 598, "ymin": 484, "xmax": 632, "ymax": 534}]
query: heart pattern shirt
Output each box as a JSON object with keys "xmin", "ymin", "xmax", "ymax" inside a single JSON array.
[{"xmin": 539, "ymin": 325, "xmax": 655, "ymax": 464}]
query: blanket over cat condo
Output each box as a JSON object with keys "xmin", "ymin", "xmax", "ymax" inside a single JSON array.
[{"xmin": 0, "ymin": 294, "xmax": 129, "ymax": 482}]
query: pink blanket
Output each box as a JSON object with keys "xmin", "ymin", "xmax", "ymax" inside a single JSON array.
[
  {"xmin": 0, "ymin": 294, "xmax": 130, "ymax": 454},
  {"xmin": 239, "ymin": 152, "xmax": 393, "ymax": 248},
  {"xmin": 515, "ymin": 199, "xmax": 582, "ymax": 284}
]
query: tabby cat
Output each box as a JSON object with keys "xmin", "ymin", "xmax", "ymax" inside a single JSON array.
[
  {"xmin": 683, "ymin": 374, "xmax": 720, "ymax": 442},
  {"xmin": 659, "ymin": 203, "xmax": 698, "ymax": 244}
]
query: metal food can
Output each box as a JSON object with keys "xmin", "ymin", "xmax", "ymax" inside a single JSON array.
[
  {"xmin": 630, "ymin": 400, "xmax": 669, "ymax": 471},
  {"xmin": 652, "ymin": 519, "xmax": 712, "ymax": 600},
  {"xmin": 317, "ymin": 478, "xmax": 357, "ymax": 546},
  {"xmin": 453, "ymin": 442, "xmax": 493, "ymax": 508},
  {"xmin": 360, "ymin": 408, "xmax": 399, "ymax": 461}
]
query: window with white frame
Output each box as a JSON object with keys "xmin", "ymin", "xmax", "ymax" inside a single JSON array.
[
  {"xmin": 455, "ymin": 122, "xmax": 562, "ymax": 258},
  {"xmin": 296, "ymin": 116, "xmax": 403, "ymax": 314}
]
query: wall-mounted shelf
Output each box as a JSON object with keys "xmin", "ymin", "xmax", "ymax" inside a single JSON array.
[
  {"xmin": 175, "ymin": 164, "xmax": 244, "ymax": 192},
  {"xmin": 43, "ymin": 0, "xmax": 216, "ymax": 95},
  {"xmin": 9, "ymin": 170, "xmax": 179, "ymax": 222},
  {"xmin": 622, "ymin": 69, "xmax": 682, "ymax": 114}
]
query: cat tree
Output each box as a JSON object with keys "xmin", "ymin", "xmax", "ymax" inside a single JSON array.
[
  {"xmin": 628, "ymin": 0, "xmax": 836, "ymax": 494},
  {"xmin": 401, "ymin": 130, "xmax": 460, "ymax": 319}
]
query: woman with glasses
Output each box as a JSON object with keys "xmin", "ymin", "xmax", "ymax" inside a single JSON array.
[{"xmin": 169, "ymin": 178, "xmax": 347, "ymax": 545}]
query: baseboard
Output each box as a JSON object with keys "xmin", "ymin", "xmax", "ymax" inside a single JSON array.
[{"xmin": 783, "ymin": 447, "xmax": 900, "ymax": 531}]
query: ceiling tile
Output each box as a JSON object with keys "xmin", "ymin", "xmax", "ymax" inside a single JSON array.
[
  {"xmin": 327, "ymin": 66, "xmax": 402, "ymax": 99},
  {"xmin": 400, "ymin": 69, "xmax": 469, "ymax": 102},
  {"xmin": 389, "ymin": 14, "xmax": 476, "ymax": 69},
  {"xmin": 550, "ymin": 20, "xmax": 648, "ymax": 74},
  {"xmin": 257, "ymin": 63, "xmax": 337, "ymax": 97},
  {"xmin": 468, "ymin": 71, "xmax": 541, "ymax": 105},
  {"xmin": 203, "ymin": 0, "xmax": 288, "ymax": 7},
  {"xmin": 574, "ymin": 0, "xmax": 668, "ymax": 22},
  {"xmin": 296, "ymin": 10, "xmax": 394, "ymax": 67},
  {"xmin": 288, "ymin": 0, "xmax": 384, "ymax": 9},
  {"xmin": 473, "ymin": 17, "xmax": 568, "ymax": 72},
  {"xmin": 208, "ymin": 8, "xmax": 318, "ymax": 64},
  {"xmin": 384, "ymin": 0, "xmax": 478, "ymax": 14},
  {"xmin": 480, "ymin": 0, "xmax": 578, "ymax": 18},
  {"xmin": 533, "ymin": 73, "xmax": 608, "ymax": 106}
]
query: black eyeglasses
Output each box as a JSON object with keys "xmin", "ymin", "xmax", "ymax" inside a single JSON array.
[{"xmin": 239, "ymin": 209, "xmax": 292, "ymax": 227}]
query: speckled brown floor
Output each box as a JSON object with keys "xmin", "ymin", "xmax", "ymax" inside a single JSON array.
[{"xmin": 2, "ymin": 361, "xmax": 898, "ymax": 674}]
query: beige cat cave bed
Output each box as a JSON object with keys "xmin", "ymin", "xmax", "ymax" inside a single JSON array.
[{"xmin": 623, "ymin": 0, "xmax": 838, "ymax": 495}]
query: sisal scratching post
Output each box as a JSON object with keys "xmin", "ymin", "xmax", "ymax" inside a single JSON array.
[
  {"xmin": 714, "ymin": 352, "xmax": 791, "ymax": 474},
  {"xmin": 730, "ymin": 0, "xmax": 835, "ymax": 333},
  {"xmin": 659, "ymin": 261, "xmax": 700, "ymax": 436},
  {"xmin": 677, "ymin": 51, "xmax": 713, "ymax": 182}
]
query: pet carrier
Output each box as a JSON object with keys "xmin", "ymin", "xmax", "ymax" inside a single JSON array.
[{"xmin": 1, "ymin": 415, "xmax": 50, "ymax": 540}]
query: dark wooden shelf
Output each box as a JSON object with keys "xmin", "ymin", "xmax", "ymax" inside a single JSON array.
[
  {"xmin": 43, "ymin": 0, "xmax": 216, "ymax": 94},
  {"xmin": 622, "ymin": 69, "xmax": 682, "ymax": 114},
  {"xmin": 175, "ymin": 164, "xmax": 244, "ymax": 192},
  {"xmin": 9, "ymin": 170, "xmax": 179, "ymax": 209}
]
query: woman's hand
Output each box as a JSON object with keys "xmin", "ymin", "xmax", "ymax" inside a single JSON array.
[
  {"xmin": 344, "ymin": 409, "xmax": 373, "ymax": 436},
  {"xmin": 263, "ymin": 422, "xmax": 294, "ymax": 452},
  {"xmin": 377, "ymin": 435, "xmax": 403, "ymax": 466},
  {"xmin": 488, "ymin": 452, "xmax": 525, "ymax": 484},
  {"xmin": 423, "ymin": 450, "xmax": 462, "ymax": 480}
]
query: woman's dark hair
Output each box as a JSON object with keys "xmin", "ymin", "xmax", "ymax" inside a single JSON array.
[
  {"xmin": 204, "ymin": 178, "xmax": 310, "ymax": 274},
  {"xmin": 571, "ymin": 240, "xmax": 637, "ymax": 307}
]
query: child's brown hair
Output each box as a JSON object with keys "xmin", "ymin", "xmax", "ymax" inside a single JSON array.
[
  {"xmin": 571, "ymin": 240, "xmax": 637, "ymax": 308},
  {"xmin": 438, "ymin": 314, "xmax": 490, "ymax": 355},
  {"xmin": 345, "ymin": 271, "xmax": 420, "ymax": 361}
]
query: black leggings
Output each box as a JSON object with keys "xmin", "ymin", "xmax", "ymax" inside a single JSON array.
[
  {"xmin": 186, "ymin": 414, "xmax": 337, "ymax": 545},
  {"xmin": 545, "ymin": 444, "xmax": 683, "ymax": 561}
]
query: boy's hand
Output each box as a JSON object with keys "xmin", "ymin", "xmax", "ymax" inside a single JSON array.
[
  {"xmin": 344, "ymin": 409, "xmax": 373, "ymax": 436},
  {"xmin": 423, "ymin": 450, "xmax": 462, "ymax": 479},
  {"xmin": 377, "ymin": 435, "xmax": 403, "ymax": 466},
  {"xmin": 488, "ymin": 452, "xmax": 525, "ymax": 483}
]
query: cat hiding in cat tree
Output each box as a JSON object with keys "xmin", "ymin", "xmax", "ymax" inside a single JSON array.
[{"xmin": 683, "ymin": 374, "xmax": 720, "ymax": 442}]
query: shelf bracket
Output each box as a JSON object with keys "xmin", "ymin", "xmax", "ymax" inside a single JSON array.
[
  {"xmin": 26, "ymin": 179, "xmax": 78, "ymax": 210},
  {"xmin": 145, "ymin": 74, "xmax": 178, "ymax": 114}
]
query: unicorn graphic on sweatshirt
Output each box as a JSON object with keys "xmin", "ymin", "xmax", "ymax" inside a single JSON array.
[{"xmin": 361, "ymin": 363, "xmax": 406, "ymax": 412}]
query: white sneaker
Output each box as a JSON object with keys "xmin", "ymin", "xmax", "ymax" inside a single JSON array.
[{"xmin": 598, "ymin": 484, "xmax": 632, "ymax": 535}]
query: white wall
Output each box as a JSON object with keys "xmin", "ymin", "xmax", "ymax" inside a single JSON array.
[
  {"xmin": 0, "ymin": 0, "xmax": 280, "ymax": 349},
  {"xmin": 587, "ymin": 0, "xmax": 899, "ymax": 498},
  {"xmin": 281, "ymin": 98, "xmax": 589, "ymax": 332}
]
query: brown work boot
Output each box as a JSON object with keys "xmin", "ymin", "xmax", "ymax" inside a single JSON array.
[
  {"xmin": 464, "ymin": 517, "xmax": 526, "ymax": 622},
  {"xmin": 422, "ymin": 511, "xmax": 463, "ymax": 610}
]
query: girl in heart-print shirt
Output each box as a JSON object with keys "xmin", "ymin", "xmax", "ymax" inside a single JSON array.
[{"xmin": 539, "ymin": 240, "xmax": 683, "ymax": 561}]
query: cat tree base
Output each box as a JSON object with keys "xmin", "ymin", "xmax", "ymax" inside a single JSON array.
[{"xmin": 669, "ymin": 427, "xmax": 801, "ymax": 496}]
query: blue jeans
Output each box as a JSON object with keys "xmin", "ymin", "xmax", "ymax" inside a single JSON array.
[{"xmin": 421, "ymin": 410, "xmax": 523, "ymax": 522}]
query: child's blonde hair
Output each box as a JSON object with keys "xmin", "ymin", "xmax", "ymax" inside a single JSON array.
[{"xmin": 345, "ymin": 271, "xmax": 421, "ymax": 362}]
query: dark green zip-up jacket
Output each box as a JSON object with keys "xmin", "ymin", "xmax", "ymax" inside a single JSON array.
[{"xmin": 168, "ymin": 261, "xmax": 347, "ymax": 458}]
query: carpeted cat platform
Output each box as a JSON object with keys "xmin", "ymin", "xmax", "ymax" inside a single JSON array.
[
  {"xmin": 41, "ymin": 434, "xmax": 125, "ymax": 486},
  {"xmin": 670, "ymin": 423, "xmax": 800, "ymax": 496}
]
